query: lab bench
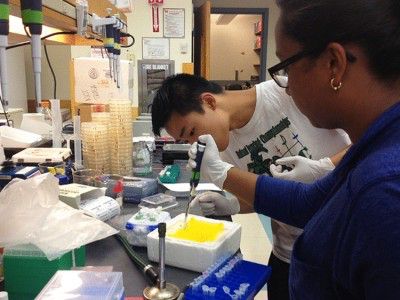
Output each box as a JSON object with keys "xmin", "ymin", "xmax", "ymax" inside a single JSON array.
[
  {"xmin": 0, "ymin": 150, "xmax": 229, "ymax": 297},
  {"xmin": 86, "ymin": 201, "xmax": 202, "ymax": 297}
]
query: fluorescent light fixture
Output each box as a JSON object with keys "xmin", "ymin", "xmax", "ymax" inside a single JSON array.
[{"xmin": 9, "ymin": 15, "xmax": 61, "ymax": 36}]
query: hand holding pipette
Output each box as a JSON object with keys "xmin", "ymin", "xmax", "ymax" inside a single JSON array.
[
  {"xmin": 184, "ymin": 139, "xmax": 206, "ymax": 226},
  {"xmin": 187, "ymin": 134, "xmax": 234, "ymax": 189}
]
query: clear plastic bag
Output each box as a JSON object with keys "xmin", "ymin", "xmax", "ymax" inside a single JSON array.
[{"xmin": 0, "ymin": 173, "xmax": 118, "ymax": 260}]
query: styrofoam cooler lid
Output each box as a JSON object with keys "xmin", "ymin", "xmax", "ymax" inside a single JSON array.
[
  {"xmin": 12, "ymin": 148, "xmax": 72, "ymax": 163},
  {"xmin": 0, "ymin": 126, "xmax": 43, "ymax": 148}
]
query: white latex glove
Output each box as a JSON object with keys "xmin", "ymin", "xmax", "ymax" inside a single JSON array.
[
  {"xmin": 187, "ymin": 134, "xmax": 233, "ymax": 189},
  {"xmin": 269, "ymin": 156, "xmax": 335, "ymax": 183},
  {"xmin": 190, "ymin": 191, "xmax": 240, "ymax": 216}
]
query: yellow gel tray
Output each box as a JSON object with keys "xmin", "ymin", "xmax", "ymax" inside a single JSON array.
[{"xmin": 167, "ymin": 217, "xmax": 224, "ymax": 243}]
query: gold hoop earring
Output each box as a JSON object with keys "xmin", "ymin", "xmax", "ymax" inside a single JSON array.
[{"xmin": 330, "ymin": 78, "xmax": 342, "ymax": 91}]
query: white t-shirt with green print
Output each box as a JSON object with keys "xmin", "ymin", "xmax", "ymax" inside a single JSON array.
[{"xmin": 220, "ymin": 80, "xmax": 351, "ymax": 263}]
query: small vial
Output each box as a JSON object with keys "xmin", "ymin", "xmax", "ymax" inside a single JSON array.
[
  {"xmin": 215, "ymin": 272, "xmax": 224, "ymax": 282},
  {"xmin": 202, "ymin": 284, "xmax": 209, "ymax": 295},
  {"xmin": 223, "ymin": 286, "xmax": 231, "ymax": 295},
  {"xmin": 234, "ymin": 289, "xmax": 245, "ymax": 298},
  {"xmin": 208, "ymin": 287, "xmax": 217, "ymax": 296},
  {"xmin": 240, "ymin": 283, "xmax": 250, "ymax": 290},
  {"xmin": 191, "ymin": 281, "xmax": 200, "ymax": 291}
]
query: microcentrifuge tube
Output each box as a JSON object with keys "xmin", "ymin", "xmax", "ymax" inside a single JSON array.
[
  {"xmin": 215, "ymin": 272, "xmax": 223, "ymax": 282},
  {"xmin": 209, "ymin": 287, "xmax": 217, "ymax": 296},
  {"xmin": 202, "ymin": 284, "xmax": 209, "ymax": 295},
  {"xmin": 223, "ymin": 286, "xmax": 231, "ymax": 295}
]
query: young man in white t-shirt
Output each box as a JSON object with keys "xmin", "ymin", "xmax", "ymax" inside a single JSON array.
[{"xmin": 151, "ymin": 73, "xmax": 351, "ymax": 300}]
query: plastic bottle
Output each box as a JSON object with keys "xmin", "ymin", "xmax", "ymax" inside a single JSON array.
[
  {"xmin": 40, "ymin": 102, "xmax": 52, "ymax": 124},
  {"xmin": 113, "ymin": 180, "xmax": 124, "ymax": 206},
  {"xmin": 132, "ymin": 141, "xmax": 152, "ymax": 176}
]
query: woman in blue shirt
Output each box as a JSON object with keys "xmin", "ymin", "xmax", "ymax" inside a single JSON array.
[{"xmin": 189, "ymin": 0, "xmax": 400, "ymax": 298}]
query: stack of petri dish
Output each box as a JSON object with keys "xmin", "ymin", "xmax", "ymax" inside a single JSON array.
[
  {"xmin": 81, "ymin": 122, "xmax": 111, "ymax": 173},
  {"xmin": 91, "ymin": 112, "xmax": 111, "ymax": 171},
  {"xmin": 109, "ymin": 99, "xmax": 133, "ymax": 176}
]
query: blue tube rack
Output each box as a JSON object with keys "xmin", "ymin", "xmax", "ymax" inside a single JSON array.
[{"xmin": 184, "ymin": 253, "xmax": 272, "ymax": 300}]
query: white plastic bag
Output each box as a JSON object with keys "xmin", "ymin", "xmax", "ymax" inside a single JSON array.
[{"xmin": 0, "ymin": 173, "xmax": 118, "ymax": 260}]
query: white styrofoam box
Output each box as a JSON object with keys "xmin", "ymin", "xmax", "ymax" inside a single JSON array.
[
  {"xmin": 20, "ymin": 113, "xmax": 52, "ymax": 138},
  {"xmin": 147, "ymin": 213, "xmax": 241, "ymax": 272},
  {"xmin": 0, "ymin": 126, "xmax": 42, "ymax": 148},
  {"xmin": 0, "ymin": 108, "xmax": 24, "ymax": 128}
]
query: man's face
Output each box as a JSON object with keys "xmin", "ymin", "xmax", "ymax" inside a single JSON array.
[{"xmin": 165, "ymin": 105, "xmax": 230, "ymax": 151}]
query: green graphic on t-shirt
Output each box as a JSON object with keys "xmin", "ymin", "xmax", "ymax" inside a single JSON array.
[{"xmin": 235, "ymin": 117, "xmax": 311, "ymax": 175}]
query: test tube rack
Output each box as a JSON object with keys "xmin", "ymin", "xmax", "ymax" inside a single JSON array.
[{"xmin": 184, "ymin": 253, "xmax": 272, "ymax": 300}]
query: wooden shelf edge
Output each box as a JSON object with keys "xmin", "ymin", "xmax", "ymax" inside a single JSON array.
[{"xmin": 9, "ymin": 0, "xmax": 126, "ymax": 46}]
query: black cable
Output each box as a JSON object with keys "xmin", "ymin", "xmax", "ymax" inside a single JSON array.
[
  {"xmin": 114, "ymin": 233, "xmax": 159, "ymax": 285},
  {"xmin": 0, "ymin": 95, "xmax": 10, "ymax": 127},
  {"xmin": 43, "ymin": 43, "xmax": 57, "ymax": 98},
  {"xmin": 121, "ymin": 32, "xmax": 135, "ymax": 48},
  {"xmin": 24, "ymin": 25, "xmax": 31, "ymax": 37},
  {"xmin": 6, "ymin": 31, "xmax": 77, "ymax": 50}
]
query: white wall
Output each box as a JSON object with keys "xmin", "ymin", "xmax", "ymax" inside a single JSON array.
[
  {"xmin": 193, "ymin": 0, "xmax": 280, "ymax": 77},
  {"xmin": 6, "ymin": 47, "xmax": 28, "ymax": 111},
  {"xmin": 210, "ymin": 14, "xmax": 261, "ymax": 81},
  {"xmin": 124, "ymin": 0, "xmax": 193, "ymax": 107},
  {"xmin": 24, "ymin": 45, "xmax": 92, "ymax": 102},
  {"xmin": 25, "ymin": 45, "xmax": 71, "ymax": 101}
]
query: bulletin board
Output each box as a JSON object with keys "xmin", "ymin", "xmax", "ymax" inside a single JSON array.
[
  {"xmin": 163, "ymin": 8, "xmax": 185, "ymax": 38},
  {"xmin": 71, "ymin": 57, "xmax": 133, "ymax": 104}
]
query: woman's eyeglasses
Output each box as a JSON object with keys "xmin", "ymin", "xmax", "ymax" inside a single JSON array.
[
  {"xmin": 268, "ymin": 50, "xmax": 317, "ymax": 88},
  {"xmin": 268, "ymin": 49, "xmax": 356, "ymax": 88}
]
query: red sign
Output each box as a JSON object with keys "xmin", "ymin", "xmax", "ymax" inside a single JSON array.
[
  {"xmin": 152, "ymin": 5, "xmax": 159, "ymax": 32},
  {"xmin": 149, "ymin": 0, "xmax": 163, "ymax": 3}
]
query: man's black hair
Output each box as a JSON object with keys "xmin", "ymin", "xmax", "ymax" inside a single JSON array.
[{"xmin": 151, "ymin": 73, "xmax": 223, "ymax": 136}]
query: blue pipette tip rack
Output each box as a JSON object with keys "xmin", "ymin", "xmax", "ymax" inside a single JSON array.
[{"xmin": 184, "ymin": 253, "xmax": 272, "ymax": 299}]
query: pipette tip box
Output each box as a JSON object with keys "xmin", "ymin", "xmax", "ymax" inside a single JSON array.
[
  {"xmin": 35, "ymin": 270, "xmax": 124, "ymax": 300},
  {"xmin": 0, "ymin": 165, "xmax": 41, "ymax": 189},
  {"xmin": 119, "ymin": 177, "xmax": 158, "ymax": 204},
  {"xmin": 147, "ymin": 214, "xmax": 241, "ymax": 272},
  {"xmin": 4, "ymin": 244, "xmax": 85, "ymax": 300}
]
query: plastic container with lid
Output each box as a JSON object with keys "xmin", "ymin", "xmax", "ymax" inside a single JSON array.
[
  {"xmin": 125, "ymin": 207, "xmax": 170, "ymax": 246},
  {"xmin": 35, "ymin": 270, "xmax": 124, "ymax": 300}
]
